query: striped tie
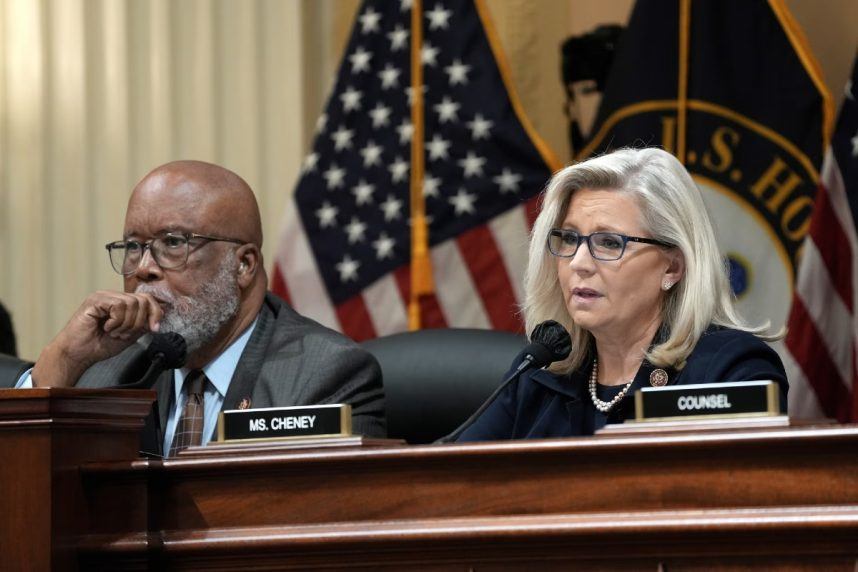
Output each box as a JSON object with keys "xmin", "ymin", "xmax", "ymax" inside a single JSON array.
[{"xmin": 169, "ymin": 370, "xmax": 206, "ymax": 456}]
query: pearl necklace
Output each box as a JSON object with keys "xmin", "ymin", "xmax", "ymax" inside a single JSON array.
[{"xmin": 589, "ymin": 357, "xmax": 635, "ymax": 413}]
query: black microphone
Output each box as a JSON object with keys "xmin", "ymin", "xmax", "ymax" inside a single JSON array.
[
  {"xmin": 122, "ymin": 333, "xmax": 187, "ymax": 459},
  {"xmin": 121, "ymin": 332, "xmax": 188, "ymax": 389},
  {"xmin": 439, "ymin": 321, "xmax": 572, "ymax": 443},
  {"xmin": 506, "ymin": 320, "xmax": 572, "ymax": 380}
]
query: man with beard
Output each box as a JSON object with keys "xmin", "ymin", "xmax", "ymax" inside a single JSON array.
[{"xmin": 21, "ymin": 160, "xmax": 385, "ymax": 455}]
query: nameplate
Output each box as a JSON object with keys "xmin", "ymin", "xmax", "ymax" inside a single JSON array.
[
  {"xmin": 216, "ymin": 404, "xmax": 352, "ymax": 443},
  {"xmin": 634, "ymin": 381, "xmax": 780, "ymax": 422}
]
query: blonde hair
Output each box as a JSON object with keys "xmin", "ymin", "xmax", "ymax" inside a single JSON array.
[{"xmin": 524, "ymin": 147, "xmax": 777, "ymax": 373}]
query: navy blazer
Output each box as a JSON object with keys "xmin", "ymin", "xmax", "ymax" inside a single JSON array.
[{"xmin": 456, "ymin": 326, "xmax": 788, "ymax": 442}]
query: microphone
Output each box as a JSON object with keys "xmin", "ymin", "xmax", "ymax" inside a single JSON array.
[
  {"xmin": 122, "ymin": 333, "xmax": 187, "ymax": 458},
  {"xmin": 506, "ymin": 320, "xmax": 572, "ymax": 380},
  {"xmin": 121, "ymin": 332, "xmax": 188, "ymax": 389},
  {"xmin": 146, "ymin": 332, "xmax": 188, "ymax": 372},
  {"xmin": 439, "ymin": 321, "xmax": 572, "ymax": 443}
]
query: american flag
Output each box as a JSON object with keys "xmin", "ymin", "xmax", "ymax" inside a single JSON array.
[
  {"xmin": 272, "ymin": 0, "xmax": 558, "ymax": 341},
  {"xmin": 785, "ymin": 56, "xmax": 858, "ymax": 422}
]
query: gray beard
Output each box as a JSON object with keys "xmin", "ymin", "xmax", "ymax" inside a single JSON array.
[{"xmin": 136, "ymin": 256, "xmax": 240, "ymax": 355}]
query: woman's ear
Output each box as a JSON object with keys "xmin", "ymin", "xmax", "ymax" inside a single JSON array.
[{"xmin": 662, "ymin": 249, "xmax": 685, "ymax": 291}]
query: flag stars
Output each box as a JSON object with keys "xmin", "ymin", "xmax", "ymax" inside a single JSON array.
[
  {"xmin": 467, "ymin": 114, "xmax": 493, "ymax": 140},
  {"xmin": 352, "ymin": 180, "xmax": 376, "ymax": 205},
  {"xmin": 449, "ymin": 188, "xmax": 477, "ymax": 216},
  {"xmin": 493, "ymin": 168, "xmax": 523, "ymax": 193},
  {"xmin": 427, "ymin": 134, "xmax": 451, "ymax": 161},
  {"xmin": 336, "ymin": 255, "xmax": 360, "ymax": 283},
  {"xmin": 372, "ymin": 233, "xmax": 396, "ymax": 260},
  {"xmin": 301, "ymin": 152, "xmax": 319, "ymax": 173},
  {"xmin": 323, "ymin": 164, "xmax": 346, "ymax": 190},
  {"xmin": 423, "ymin": 175, "xmax": 441, "ymax": 198},
  {"xmin": 349, "ymin": 47, "xmax": 373, "ymax": 73},
  {"xmin": 358, "ymin": 7, "xmax": 382, "ymax": 34},
  {"xmin": 345, "ymin": 216, "xmax": 368, "ymax": 244},
  {"xmin": 315, "ymin": 202, "xmax": 338, "ymax": 228},
  {"xmin": 387, "ymin": 25, "xmax": 409, "ymax": 52},
  {"xmin": 426, "ymin": 3, "xmax": 453, "ymax": 30},
  {"xmin": 851, "ymin": 129, "xmax": 858, "ymax": 157},
  {"xmin": 378, "ymin": 64, "xmax": 401, "ymax": 89},
  {"xmin": 330, "ymin": 126, "xmax": 354, "ymax": 151},
  {"xmin": 434, "ymin": 97, "xmax": 460, "ymax": 123},
  {"xmin": 315, "ymin": 113, "xmax": 327, "ymax": 133},
  {"xmin": 400, "ymin": 0, "xmax": 413, "ymax": 11},
  {"xmin": 397, "ymin": 119, "xmax": 414, "ymax": 144},
  {"xmin": 389, "ymin": 156, "xmax": 410, "ymax": 183},
  {"xmin": 340, "ymin": 87, "xmax": 363, "ymax": 112},
  {"xmin": 444, "ymin": 59, "xmax": 471, "ymax": 86},
  {"xmin": 380, "ymin": 194, "xmax": 404, "ymax": 221},
  {"xmin": 421, "ymin": 42, "xmax": 440, "ymax": 67},
  {"xmin": 369, "ymin": 103, "xmax": 392, "ymax": 128},
  {"xmin": 360, "ymin": 141, "xmax": 383, "ymax": 167},
  {"xmin": 845, "ymin": 79, "xmax": 853, "ymax": 100},
  {"xmin": 458, "ymin": 152, "xmax": 486, "ymax": 178}
]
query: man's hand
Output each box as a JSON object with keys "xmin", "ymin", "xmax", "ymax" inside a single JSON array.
[{"xmin": 32, "ymin": 291, "xmax": 164, "ymax": 387}]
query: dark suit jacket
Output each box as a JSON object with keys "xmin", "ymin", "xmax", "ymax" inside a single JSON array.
[
  {"xmin": 76, "ymin": 293, "xmax": 386, "ymax": 452},
  {"xmin": 456, "ymin": 326, "xmax": 788, "ymax": 441}
]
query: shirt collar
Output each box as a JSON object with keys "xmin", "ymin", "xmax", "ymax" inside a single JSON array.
[{"xmin": 173, "ymin": 318, "xmax": 259, "ymax": 399}]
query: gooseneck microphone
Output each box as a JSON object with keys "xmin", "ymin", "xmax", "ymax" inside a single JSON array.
[
  {"xmin": 439, "ymin": 320, "xmax": 572, "ymax": 443},
  {"xmin": 121, "ymin": 332, "xmax": 187, "ymax": 458},
  {"xmin": 146, "ymin": 332, "xmax": 188, "ymax": 372},
  {"xmin": 121, "ymin": 332, "xmax": 188, "ymax": 390}
]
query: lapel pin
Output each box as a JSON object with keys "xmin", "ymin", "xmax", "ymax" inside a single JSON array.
[
  {"xmin": 238, "ymin": 397, "xmax": 252, "ymax": 410},
  {"xmin": 649, "ymin": 369, "xmax": 669, "ymax": 387}
]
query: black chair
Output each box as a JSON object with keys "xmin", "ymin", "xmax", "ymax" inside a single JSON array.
[
  {"xmin": 362, "ymin": 328, "xmax": 526, "ymax": 444},
  {"xmin": 0, "ymin": 353, "xmax": 33, "ymax": 389}
]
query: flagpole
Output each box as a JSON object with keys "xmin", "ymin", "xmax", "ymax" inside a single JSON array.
[
  {"xmin": 677, "ymin": 0, "xmax": 691, "ymax": 164},
  {"xmin": 408, "ymin": 0, "xmax": 433, "ymax": 331}
]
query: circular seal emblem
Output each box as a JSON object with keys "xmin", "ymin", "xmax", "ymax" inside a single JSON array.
[
  {"xmin": 238, "ymin": 398, "xmax": 252, "ymax": 410},
  {"xmin": 649, "ymin": 368, "xmax": 669, "ymax": 387}
]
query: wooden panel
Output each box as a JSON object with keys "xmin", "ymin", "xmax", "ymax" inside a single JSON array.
[{"xmin": 77, "ymin": 422, "xmax": 858, "ymax": 569}]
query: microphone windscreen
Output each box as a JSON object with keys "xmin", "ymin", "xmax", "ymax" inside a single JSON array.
[
  {"xmin": 146, "ymin": 332, "xmax": 188, "ymax": 369},
  {"xmin": 530, "ymin": 320, "xmax": 572, "ymax": 363},
  {"xmin": 521, "ymin": 341, "xmax": 555, "ymax": 369}
]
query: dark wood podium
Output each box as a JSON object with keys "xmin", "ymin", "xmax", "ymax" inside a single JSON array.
[{"xmin": 2, "ymin": 388, "xmax": 857, "ymax": 571}]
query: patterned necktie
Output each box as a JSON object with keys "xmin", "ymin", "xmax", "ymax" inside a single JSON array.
[{"xmin": 169, "ymin": 369, "xmax": 207, "ymax": 456}]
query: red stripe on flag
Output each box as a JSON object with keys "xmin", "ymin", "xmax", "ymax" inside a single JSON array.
[
  {"xmin": 393, "ymin": 265, "xmax": 448, "ymax": 329},
  {"xmin": 270, "ymin": 264, "xmax": 292, "ymax": 305},
  {"xmin": 457, "ymin": 226, "xmax": 523, "ymax": 333},
  {"xmin": 807, "ymin": 184, "xmax": 854, "ymax": 312},
  {"xmin": 336, "ymin": 295, "xmax": 377, "ymax": 342},
  {"xmin": 525, "ymin": 195, "xmax": 541, "ymax": 230},
  {"xmin": 785, "ymin": 297, "xmax": 853, "ymax": 422}
]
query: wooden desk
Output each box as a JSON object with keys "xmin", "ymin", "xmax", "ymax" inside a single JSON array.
[{"xmin": 2, "ymin": 389, "xmax": 857, "ymax": 570}]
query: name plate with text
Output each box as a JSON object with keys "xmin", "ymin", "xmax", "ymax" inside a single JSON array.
[
  {"xmin": 634, "ymin": 381, "xmax": 780, "ymax": 422},
  {"xmin": 217, "ymin": 404, "xmax": 352, "ymax": 443}
]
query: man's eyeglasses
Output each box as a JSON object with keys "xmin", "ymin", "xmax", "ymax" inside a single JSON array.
[
  {"xmin": 105, "ymin": 232, "xmax": 245, "ymax": 275},
  {"xmin": 547, "ymin": 229, "xmax": 674, "ymax": 261}
]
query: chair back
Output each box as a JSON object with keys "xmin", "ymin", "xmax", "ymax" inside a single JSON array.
[
  {"xmin": 0, "ymin": 353, "xmax": 33, "ymax": 389},
  {"xmin": 362, "ymin": 328, "xmax": 526, "ymax": 444}
]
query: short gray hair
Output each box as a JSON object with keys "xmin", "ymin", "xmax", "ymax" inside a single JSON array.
[{"xmin": 524, "ymin": 147, "xmax": 775, "ymax": 373}]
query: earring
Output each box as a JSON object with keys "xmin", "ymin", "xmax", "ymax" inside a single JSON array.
[{"xmin": 662, "ymin": 280, "xmax": 673, "ymax": 291}]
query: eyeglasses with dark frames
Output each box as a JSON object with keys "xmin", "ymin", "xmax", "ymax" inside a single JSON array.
[
  {"xmin": 547, "ymin": 228, "xmax": 674, "ymax": 261},
  {"xmin": 105, "ymin": 232, "xmax": 245, "ymax": 275}
]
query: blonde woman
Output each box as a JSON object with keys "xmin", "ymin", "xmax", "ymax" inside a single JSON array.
[{"xmin": 456, "ymin": 148, "xmax": 787, "ymax": 441}]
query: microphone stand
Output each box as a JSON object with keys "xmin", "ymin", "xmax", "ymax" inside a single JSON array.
[{"xmin": 437, "ymin": 352, "xmax": 541, "ymax": 444}]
